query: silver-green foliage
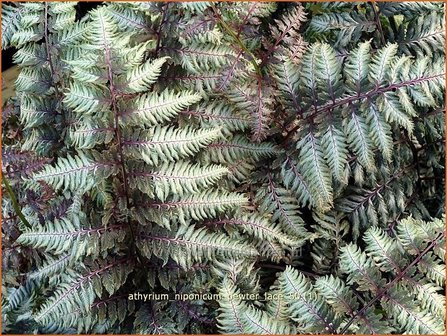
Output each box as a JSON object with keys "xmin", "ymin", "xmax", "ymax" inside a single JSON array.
[
  {"xmin": 218, "ymin": 216, "xmax": 445, "ymax": 334},
  {"xmin": 1, "ymin": 1, "xmax": 445, "ymax": 334}
]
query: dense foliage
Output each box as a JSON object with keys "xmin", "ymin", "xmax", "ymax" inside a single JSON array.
[{"xmin": 1, "ymin": 1, "xmax": 445, "ymax": 334}]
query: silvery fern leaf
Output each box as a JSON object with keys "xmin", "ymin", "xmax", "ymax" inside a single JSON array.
[
  {"xmin": 123, "ymin": 126, "xmax": 222, "ymax": 166},
  {"xmin": 120, "ymin": 89, "xmax": 202, "ymax": 126},
  {"xmin": 128, "ymin": 160, "xmax": 229, "ymax": 201},
  {"xmin": 137, "ymin": 225, "xmax": 258, "ymax": 269},
  {"xmin": 28, "ymin": 151, "xmax": 117, "ymax": 193},
  {"xmin": 118, "ymin": 57, "xmax": 169, "ymax": 93}
]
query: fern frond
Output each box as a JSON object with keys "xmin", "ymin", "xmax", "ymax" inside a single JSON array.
[
  {"xmin": 340, "ymin": 243, "xmax": 385, "ymax": 292},
  {"xmin": 178, "ymin": 15, "xmax": 222, "ymax": 45},
  {"xmin": 2, "ymin": 4, "xmax": 26, "ymax": 49},
  {"xmin": 203, "ymin": 135, "xmax": 278, "ymax": 163},
  {"xmin": 88, "ymin": 8, "xmax": 120, "ymax": 48},
  {"xmin": 309, "ymin": 10, "xmax": 376, "ymax": 47},
  {"xmin": 396, "ymin": 216, "xmax": 446, "ymax": 286},
  {"xmin": 264, "ymin": 288, "xmax": 289, "ymax": 322},
  {"xmin": 313, "ymin": 274, "xmax": 391, "ymax": 334},
  {"xmin": 13, "ymin": 43, "xmax": 47, "ymax": 67},
  {"xmin": 67, "ymin": 120, "xmax": 114, "ymax": 149},
  {"xmin": 228, "ymin": 81, "xmax": 274, "ymax": 142},
  {"xmin": 221, "ymin": 1, "xmax": 276, "ymax": 24},
  {"xmin": 29, "ymin": 151, "xmax": 117, "ymax": 192},
  {"xmin": 296, "ymin": 132, "xmax": 333, "ymax": 211},
  {"xmin": 252, "ymin": 239, "xmax": 285, "ymax": 263},
  {"xmin": 133, "ymin": 303, "xmax": 177, "ymax": 334},
  {"xmin": 2, "ymin": 149, "xmax": 52, "ymax": 179},
  {"xmin": 19, "ymin": 95, "xmax": 56, "ymax": 129},
  {"xmin": 272, "ymin": 58, "xmax": 301, "ymax": 113},
  {"xmin": 314, "ymin": 274, "xmax": 360, "ymax": 320},
  {"xmin": 211, "ymin": 258, "xmax": 259, "ymax": 292},
  {"xmin": 15, "ymin": 68, "xmax": 51, "ymax": 95},
  {"xmin": 34, "ymin": 259, "xmax": 133, "ymax": 326},
  {"xmin": 406, "ymin": 281, "xmax": 445, "ymax": 318},
  {"xmin": 106, "ymin": 3, "xmax": 153, "ymax": 33},
  {"xmin": 370, "ymin": 43, "xmax": 398, "ymax": 85},
  {"xmin": 344, "ymin": 41, "xmax": 372, "ymax": 94},
  {"xmin": 315, "ymin": 43, "xmax": 343, "ymax": 102},
  {"xmin": 49, "ymin": 3, "xmax": 76, "ymax": 31},
  {"xmin": 181, "ymin": 102, "xmax": 251, "ymax": 133},
  {"xmin": 67, "ymin": 294, "xmax": 134, "ymax": 333},
  {"xmin": 397, "ymin": 12, "xmax": 445, "ymax": 57},
  {"xmin": 119, "ymin": 57, "xmax": 168, "ymax": 93},
  {"xmin": 216, "ymin": 277, "xmax": 245, "ymax": 334},
  {"xmin": 337, "ymin": 170, "xmax": 410, "ymax": 231},
  {"xmin": 28, "ymin": 254, "xmax": 70, "ymax": 281},
  {"xmin": 345, "ymin": 111, "xmax": 376, "ymax": 172},
  {"xmin": 137, "ymin": 225, "xmax": 258, "ymax": 269},
  {"xmin": 378, "ymin": 2, "xmax": 444, "ymax": 18},
  {"xmin": 280, "ymin": 154, "xmax": 316, "ymax": 208},
  {"xmin": 418, "ymin": 253, "xmax": 446, "ymax": 287},
  {"xmin": 382, "ymin": 285, "xmax": 445, "ymax": 334},
  {"xmin": 366, "ymin": 103, "xmax": 393, "ymax": 161},
  {"xmin": 255, "ymin": 174, "xmax": 306, "ymax": 237},
  {"xmin": 10, "ymin": 26, "xmax": 42, "ymax": 48},
  {"xmin": 207, "ymin": 214, "xmax": 304, "ymax": 248},
  {"xmin": 17, "ymin": 219, "xmax": 126, "ymax": 259},
  {"xmin": 134, "ymin": 191, "xmax": 247, "ymax": 228},
  {"xmin": 21, "ymin": 126, "xmax": 60, "ymax": 156},
  {"xmin": 123, "ymin": 126, "xmax": 222, "ymax": 165},
  {"xmin": 321, "ymin": 125, "xmax": 349, "ymax": 182},
  {"xmin": 397, "ymin": 216, "xmax": 443, "ymax": 254},
  {"xmin": 311, "ymin": 211, "xmax": 349, "ymax": 275},
  {"xmin": 278, "ymin": 267, "xmax": 339, "ymax": 333},
  {"xmin": 120, "ymin": 89, "xmax": 202, "ymax": 126},
  {"xmin": 64, "ymin": 81, "xmax": 110, "ymax": 114},
  {"xmin": 176, "ymin": 43, "xmax": 235, "ymax": 73},
  {"xmin": 364, "ymin": 226, "xmax": 406, "ymax": 273},
  {"xmin": 16, "ymin": 216, "xmax": 80, "ymax": 254},
  {"xmin": 2, "ymin": 2, "xmax": 445, "ymax": 333},
  {"xmin": 218, "ymin": 277, "xmax": 295, "ymax": 334},
  {"xmin": 267, "ymin": 4, "xmax": 306, "ymax": 63},
  {"xmin": 54, "ymin": 21, "xmax": 89, "ymax": 47},
  {"xmin": 3, "ymin": 279, "xmax": 39, "ymax": 314},
  {"xmin": 128, "ymin": 161, "xmax": 229, "ymax": 201},
  {"xmin": 70, "ymin": 63, "xmax": 105, "ymax": 84},
  {"xmin": 382, "ymin": 92, "xmax": 416, "ymax": 132},
  {"xmin": 49, "ymin": 2, "xmax": 76, "ymax": 15}
]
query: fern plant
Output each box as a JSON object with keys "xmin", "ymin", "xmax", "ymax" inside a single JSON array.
[
  {"xmin": 218, "ymin": 216, "xmax": 445, "ymax": 334},
  {"xmin": 2, "ymin": 1, "xmax": 445, "ymax": 334}
]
